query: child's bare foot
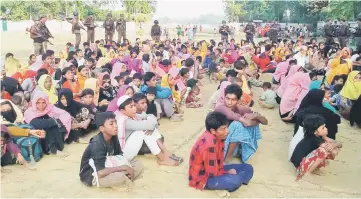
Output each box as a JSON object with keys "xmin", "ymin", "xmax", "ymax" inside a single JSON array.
[
  {"xmin": 157, "ymin": 157, "xmax": 181, "ymax": 166},
  {"xmin": 1, "ymin": 167, "xmax": 12, "ymax": 173},
  {"xmin": 312, "ymin": 168, "xmax": 326, "ymax": 176},
  {"xmin": 52, "ymin": 150, "xmax": 69, "ymax": 158},
  {"xmin": 215, "ymin": 190, "xmax": 230, "ymax": 198}
]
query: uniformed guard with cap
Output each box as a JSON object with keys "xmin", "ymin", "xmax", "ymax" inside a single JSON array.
[
  {"xmin": 84, "ymin": 10, "xmax": 95, "ymax": 43},
  {"xmin": 67, "ymin": 11, "xmax": 85, "ymax": 49},
  {"xmin": 29, "ymin": 15, "xmax": 44, "ymax": 55},
  {"xmin": 116, "ymin": 13, "xmax": 127, "ymax": 43},
  {"xmin": 104, "ymin": 13, "xmax": 115, "ymax": 44},
  {"xmin": 219, "ymin": 20, "xmax": 230, "ymax": 44},
  {"xmin": 151, "ymin": 20, "xmax": 161, "ymax": 42}
]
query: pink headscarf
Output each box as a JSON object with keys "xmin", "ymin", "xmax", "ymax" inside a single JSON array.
[
  {"xmin": 110, "ymin": 62, "xmax": 126, "ymax": 79},
  {"xmin": 280, "ymin": 72, "xmax": 311, "ymax": 115},
  {"xmin": 24, "ymin": 91, "xmax": 72, "ymax": 140},
  {"xmin": 277, "ymin": 65, "xmax": 302, "ymax": 97},
  {"xmin": 273, "ymin": 59, "xmax": 291, "ymax": 83},
  {"xmin": 107, "ymin": 85, "xmax": 131, "ymax": 112},
  {"xmin": 216, "ymin": 81, "xmax": 232, "ymax": 107},
  {"xmin": 168, "ymin": 66, "xmax": 180, "ymax": 78}
]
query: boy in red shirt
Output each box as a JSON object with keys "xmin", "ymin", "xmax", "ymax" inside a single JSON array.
[
  {"xmin": 188, "ymin": 112, "xmax": 253, "ymax": 197},
  {"xmin": 223, "ymin": 49, "xmax": 234, "ymax": 67}
]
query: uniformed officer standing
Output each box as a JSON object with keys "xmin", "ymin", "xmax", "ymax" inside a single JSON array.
[
  {"xmin": 116, "ymin": 13, "xmax": 127, "ymax": 43},
  {"xmin": 67, "ymin": 11, "xmax": 85, "ymax": 49},
  {"xmin": 84, "ymin": 11, "xmax": 95, "ymax": 43},
  {"xmin": 244, "ymin": 21, "xmax": 255, "ymax": 45},
  {"xmin": 151, "ymin": 20, "xmax": 161, "ymax": 42},
  {"xmin": 104, "ymin": 13, "xmax": 115, "ymax": 44},
  {"xmin": 338, "ymin": 18, "xmax": 350, "ymax": 49},
  {"xmin": 29, "ymin": 17, "xmax": 44, "ymax": 56},
  {"xmin": 219, "ymin": 20, "xmax": 230, "ymax": 44},
  {"xmin": 324, "ymin": 18, "xmax": 335, "ymax": 57},
  {"xmin": 39, "ymin": 15, "xmax": 53, "ymax": 52},
  {"xmin": 268, "ymin": 22, "xmax": 279, "ymax": 43}
]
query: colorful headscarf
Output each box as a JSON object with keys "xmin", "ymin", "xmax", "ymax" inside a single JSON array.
[
  {"xmin": 340, "ymin": 71, "xmax": 361, "ymax": 100},
  {"xmin": 38, "ymin": 74, "xmax": 58, "ymax": 104},
  {"xmin": 24, "ymin": 91, "xmax": 72, "ymax": 139},
  {"xmin": 161, "ymin": 74, "xmax": 180, "ymax": 103}
]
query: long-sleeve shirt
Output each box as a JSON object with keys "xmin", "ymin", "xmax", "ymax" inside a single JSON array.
[
  {"xmin": 214, "ymin": 104, "xmax": 252, "ymax": 122},
  {"xmin": 125, "ymin": 113, "xmax": 158, "ymax": 139},
  {"xmin": 189, "ymin": 131, "xmax": 226, "ymax": 190},
  {"xmin": 7, "ymin": 126, "xmax": 30, "ymax": 137}
]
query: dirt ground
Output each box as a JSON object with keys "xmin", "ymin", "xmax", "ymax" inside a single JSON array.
[{"xmin": 1, "ymin": 29, "xmax": 361, "ymax": 198}]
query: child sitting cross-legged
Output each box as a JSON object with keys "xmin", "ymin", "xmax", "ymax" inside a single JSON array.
[
  {"xmin": 79, "ymin": 112, "xmax": 143, "ymax": 190},
  {"xmin": 185, "ymin": 79, "xmax": 203, "ymax": 108},
  {"xmin": 189, "ymin": 111, "xmax": 254, "ymax": 197},
  {"xmin": 258, "ymin": 82, "xmax": 277, "ymax": 109},
  {"xmin": 290, "ymin": 114, "xmax": 342, "ymax": 181}
]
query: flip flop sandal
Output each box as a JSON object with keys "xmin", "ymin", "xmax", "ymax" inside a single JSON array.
[{"xmin": 170, "ymin": 154, "xmax": 183, "ymax": 163}]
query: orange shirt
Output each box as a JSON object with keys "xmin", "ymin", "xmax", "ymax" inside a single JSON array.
[
  {"xmin": 62, "ymin": 81, "xmax": 81, "ymax": 101},
  {"xmin": 41, "ymin": 64, "xmax": 55, "ymax": 75}
]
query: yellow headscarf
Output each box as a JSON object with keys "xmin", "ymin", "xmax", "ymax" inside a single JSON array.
[
  {"xmin": 340, "ymin": 71, "xmax": 361, "ymax": 100},
  {"xmin": 84, "ymin": 78, "xmax": 100, "ymax": 105},
  {"xmin": 38, "ymin": 74, "xmax": 58, "ymax": 104},
  {"xmin": 200, "ymin": 41, "xmax": 208, "ymax": 63},
  {"xmin": 106, "ymin": 49, "xmax": 116, "ymax": 58},
  {"xmin": 0, "ymin": 99, "xmax": 24, "ymax": 124},
  {"xmin": 160, "ymin": 74, "xmax": 180, "ymax": 103},
  {"xmin": 5, "ymin": 57, "xmax": 22, "ymax": 76},
  {"xmin": 97, "ymin": 43, "xmax": 107, "ymax": 57}
]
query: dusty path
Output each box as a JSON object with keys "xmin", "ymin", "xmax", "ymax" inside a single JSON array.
[{"xmin": 1, "ymin": 31, "xmax": 360, "ymax": 198}]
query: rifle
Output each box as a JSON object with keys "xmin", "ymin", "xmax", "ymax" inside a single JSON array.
[{"xmin": 27, "ymin": 27, "xmax": 53, "ymax": 45}]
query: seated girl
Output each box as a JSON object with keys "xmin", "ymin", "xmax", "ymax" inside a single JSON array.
[
  {"xmin": 56, "ymin": 89, "xmax": 96, "ymax": 144},
  {"xmin": 24, "ymin": 92, "xmax": 71, "ymax": 157},
  {"xmin": 98, "ymin": 73, "xmax": 117, "ymax": 106},
  {"xmin": 37, "ymin": 74, "xmax": 57, "ymax": 104},
  {"xmin": 59, "ymin": 67, "xmax": 82, "ymax": 101},
  {"xmin": 107, "ymin": 85, "xmax": 135, "ymax": 112},
  {"xmin": 290, "ymin": 114, "xmax": 342, "ymax": 181},
  {"xmin": 161, "ymin": 74, "xmax": 182, "ymax": 114},
  {"xmin": 115, "ymin": 96, "xmax": 182, "ymax": 166}
]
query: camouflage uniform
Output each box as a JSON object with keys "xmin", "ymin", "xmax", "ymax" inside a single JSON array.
[
  {"xmin": 244, "ymin": 23, "xmax": 255, "ymax": 44},
  {"xmin": 104, "ymin": 13, "xmax": 115, "ymax": 43},
  {"xmin": 29, "ymin": 20, "xmax": 44, "ymax": 56},
  {"xmin": 151, "ymin": 21, "xmax": 161, "ymax": 42},
  {"xmin": 268, "ymin": 24, "xmax": 279, "ymax": 43},
  {"xmin": 337, "ymin": 22, "xmax": 350, "ymax": 48},
  {"xmin": 116, "ymin": 14, "xmax": 127, "ymax": 43},
  {"xmin": 355, "ymin": 22, "xmax": 361, "ymax": 52},
  {"xmin": 71, "ymin": 16, "xmax": 82, "ymax": 49},
  {"xmin": 219, "ymin": 24, "xmax": 230, "ymax": 44},
  {"xmin": 84, "ymin": 11, "xmax": 95, "ymax": 43}
]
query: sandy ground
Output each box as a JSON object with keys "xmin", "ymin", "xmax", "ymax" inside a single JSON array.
[{"xmin": 1, "ymin": 29, "xmax": 361, "ymax": 198}]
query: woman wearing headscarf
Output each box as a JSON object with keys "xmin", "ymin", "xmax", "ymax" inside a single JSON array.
[
  {"xmin": 276, "ymin": 64, "xmax": 302, "ymax": 103},
  {"xmin": 76, "ymin": 65, "xmax": 89, "ymax": 90},
  {"xmin": 56, "ymin": 88, "xmax": 95, "ymax": 143},
  {"xmin": 326, "ymin": 47, "xmax": 352, "ymax": 85},
  {"xmin": 280, "ymin": 71, "xmax": 317, "ymax": 122},
  {"xmin": 293, "ymin": 89, "xmax": 341, "ymax": 139},
  {"xmin": 161, "ymin": 74, "xmax": 181, "ymax": 113},
  {"xmin": 106, "ymin": 85, "xmax": 135, "ymax": 112},
  {"xmin": 1, "ymin": 99, "xmax": 24, "ymax": 125},
  {"xmin": 337, "ymin": 71, "xmax": 361, "ymax": 120},
  {"xmin": 308, "ymin": 80, "xmax": 337, "ymax": 113},
  {"xmin": 37, "ymin": 74, "xmax": 57, "ymax": 104},
  {"xmin": 24, "ymin": 92, "xmax": 72, "ymax": 157},
  {"xmin": 98, "ymin": 73, "xmax": 117, "ymax": 104},
  {"xmin": 59, "ymin": 67, "xmax": 82, "ymax": 101}
]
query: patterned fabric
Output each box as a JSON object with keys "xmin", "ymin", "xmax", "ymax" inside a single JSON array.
[
  {"xmin": 296, "ymin": 148, "xmax": 334, "ymax": 181},
  {"xmin": 189, "ymin": 131, "xmax": 226, "ymax": 190},
  {"xmin": 224, "ymin": 121, "xmax": 261, "ymax": 163}
]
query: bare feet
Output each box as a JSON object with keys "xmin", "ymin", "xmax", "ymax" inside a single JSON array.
[
  {"xmin": 52, "ymin": 150, "xmax": 69, "ymax": 158},
  {"xmin": 157, "ymin": 157, "xmax": 181, "ymax": 166},
  {"xmin": 215, "ymin": 190, "xmax": 230, "ymax": 198}
]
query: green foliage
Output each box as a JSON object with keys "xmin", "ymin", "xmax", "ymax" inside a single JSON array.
[
  {"xmin": 0, "ymin": 0, "xmax": 156, "ymax": 21},
  {"xmin": 223, "ymin": 0, "xmax": 361, "ymax": 23}
]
